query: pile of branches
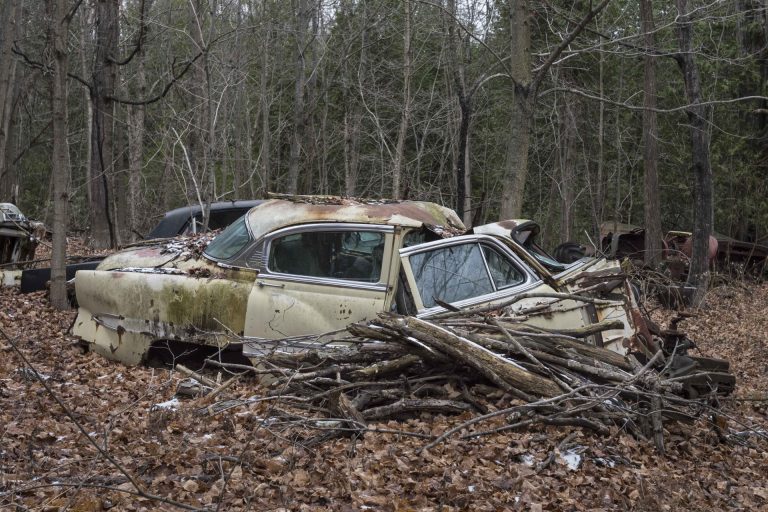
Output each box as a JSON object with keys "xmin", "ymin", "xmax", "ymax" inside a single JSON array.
[{"xmin": 206, "ymin": 310, "xmax": 727, "ymax": 452}]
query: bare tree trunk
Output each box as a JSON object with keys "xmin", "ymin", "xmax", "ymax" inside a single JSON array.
[
  {"xmin": 89, "ymin": 0, "xmax": 119, "ymax": 248},
  {"xmin": 559, "ymin": 103, "xmax": 577, "ymax": 243},
  {"xmin": 231, "ymin": 2, "xmax": 245, "ymax": 198},
  {"xmin": 341, "ymin": 0, "xmax": 365, "ymax": 197},
  {"xmin": 255, "ymin": 0, "xmax": 272, "ymax": 197},
  {"xmin": 79, "ymin": 3, "xmax": 93, "ymax": 207},
  {"xmin": 392, "ymin": 0, "xmax": 413, "ymax": 200},
  {"xmin": 49, "ymin": 0, "xmax": 71, "ymax": 309},
  {"xmin": 288, "ymin": 0, "xmax": 309, "ymax": 195},
  {"xmin": 641, "ymin": 0, "xmax": 662, "ymax": 267},
  {"xmin": 447, "ymin": 0, "xmax": 472, "ymax": 224},
  {"xmin": 126, "ymin": 46, "xmax": 146, "ymax": 242},
  {"xmin": 675, "ymin": 0, "xmax": 713, "ymax": 306},
  {"xmin": 592, "ymin": 24, "xmax": 606, "ymax": 241},
  {"xmin": 0, "ymin": 0, "xmax": 20, "ymax": 199},
  {"xmin": 456, "ymin": 96, "xmax": 472, "ymax": 224},
  {"xmin": 500, "ymin": 0, "xmax": 610, "ymax": 220},
  {"xmin": 343, "ymin": 106, "xmax": 362, "ymax": 196},
  {"xmin": 500, "ymin": 0, "xmax": 532, "ymax": 219}
]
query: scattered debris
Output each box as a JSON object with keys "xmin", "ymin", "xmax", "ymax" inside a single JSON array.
[
  {"xmin": 1, "ymin": 283, "xmax": 768, "ymax": 510},
  {"xmin": 600, "ymin": 220, "xmax": 768, "ymax": 278},
  {"xmin": 231, "ymin": 305, "xmax": 733, "ymax": 452}
]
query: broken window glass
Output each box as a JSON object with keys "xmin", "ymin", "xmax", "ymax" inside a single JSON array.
[{"xmin": 410, "ymin": 243, "xmax": 494, "ymax": 308}]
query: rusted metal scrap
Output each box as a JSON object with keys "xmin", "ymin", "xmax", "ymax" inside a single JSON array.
[
  {"xmin": 0, "ymin": 204, "xmax": 45, "ymax": 286},
  {"xmin": 599, "ymin": 220, "xmax": 768, "ymax": 276}
]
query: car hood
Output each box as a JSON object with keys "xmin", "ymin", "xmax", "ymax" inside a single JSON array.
[{"xmin": 95, "ymin": 237, "xmax": 218, "ymax": 273}]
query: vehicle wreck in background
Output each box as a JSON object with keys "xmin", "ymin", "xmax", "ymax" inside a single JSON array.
[
  {"xmin": 15, "ymin": 200, "xmax": 264, "ymax": 294},
  {"xmin": 0, "ymin": 203, "xmax": 45, "ymax": 286},
  {"xmin": 599, "ymin": 221, "xmax": 768, "ymax": 277},
  {"xmin": 71, "ymin": 197, "xmax": 734, "ymax": 397}
]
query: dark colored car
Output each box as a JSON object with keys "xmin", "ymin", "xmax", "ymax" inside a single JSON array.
[{"xmin": 19, "ymin": 200, "xmax": 263, "ymax": 293}]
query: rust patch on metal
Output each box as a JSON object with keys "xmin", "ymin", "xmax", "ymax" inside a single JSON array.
[
  {"xmin": 628, "ymin": 307, "xmax": 658, "ymax": 355},
  {"xmin": 496, "ymin": 219, "xmax": 523, "ymax": 229},
  {"xmin": 246, "ymin": 197, "xmax": 465, "ymax": 241}
]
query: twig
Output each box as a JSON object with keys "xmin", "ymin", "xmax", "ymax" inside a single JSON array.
[{"xmin": 0, "ymin": 327, "xmax": 206, "ymax": 512}]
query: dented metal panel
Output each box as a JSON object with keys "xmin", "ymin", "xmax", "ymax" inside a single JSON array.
[
  {"xmin": 72, "ymin": 269, "xmax": 254, "ymax": 364},
  {"xmin": 244, "ymin": 198, "xmax": 465, "ymax": 242},
  {"xmin": 70, "ymin": 198, "xmax": 652, "ymax": 367},
  {"xmin": 0, "ymin": 270, "xmax": 21, "ymax": 287}
]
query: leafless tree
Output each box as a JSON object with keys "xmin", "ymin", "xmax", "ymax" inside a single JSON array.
[
  {"xmin": 675, "ymin": 0, "xmax": 713, "ymax": 306},
  {"xmin": 48, "ymin": 0, "xmax": 75, "ymax": 308},
  {"xmin": 0, "ymin": 0, "xmax": 21, "ymax": 201},
  {"xmin": 88, "ymin": 0, "xmax": 120, "ymax": 248},
  {"xmin": 641, "ymin": 0, "xmax": 662, "ymax": 267}
]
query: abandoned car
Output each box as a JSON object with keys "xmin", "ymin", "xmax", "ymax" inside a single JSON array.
[
  {"xmin": 70, "ymin": 197, "xmax": 733, "ymax": 396},
  {"xmin": 17, "ymin": 200, "xmax": 264, "ymax": 294},
  {"xmin": 0, "ymin": 203, "xmax": 45, "ymax": 286}
]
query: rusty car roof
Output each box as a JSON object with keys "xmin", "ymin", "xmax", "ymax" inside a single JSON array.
[{"xmin": 244, "ymin": 196, "xmax": 466, "ymax": 239}]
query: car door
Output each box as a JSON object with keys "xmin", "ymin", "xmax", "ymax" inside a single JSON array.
[
  {"xmin": 243, "ymin": 224, "xmax": 396, "ymax": 339},
  {"xmin": 398, "ymin": 235, "xmax": 592, "ymax": 331}
]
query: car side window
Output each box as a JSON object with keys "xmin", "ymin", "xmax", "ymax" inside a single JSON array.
[
  {"xmin": 409, "ymin": 242, "xmax": 525, "ymax": 309},
  {"xmin": 268, "ymin": 230, "xmax": 385, "ymax": 282},
  {"xmin": 482, "ymin": 246, "xmax": 525, "ymax": 289},
  {"xmin": 409, "ymin": 243, "xmax": 494, "ymax": 308}
]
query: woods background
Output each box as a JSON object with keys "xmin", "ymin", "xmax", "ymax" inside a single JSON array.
[{"xmin": 0, "ymin": 0, "xmax": 766, "ymax": 253}]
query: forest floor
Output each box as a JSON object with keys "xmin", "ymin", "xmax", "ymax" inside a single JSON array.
[{"xmin": 2, "ymin": 266, "xmax": 768, "ymax": 510}]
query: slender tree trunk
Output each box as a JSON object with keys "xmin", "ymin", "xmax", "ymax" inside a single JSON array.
[
  {"xmin": 89, "ymin": 0, "xmax": 119, "ymax": 248},
  {"xmin": 675, "ymin": 0, "xmax": 713, "ymax": 306},
  {"xmin": 288, "ymin": 0, "xmax": 308, "ymax": 195},
  {"xmin": 447, "ymin": 0, "xmax": 472, "ymax": 224},
  {"xmin": 257, "ymin": 0, "xmax": 272, "ymax": 197},
  {"xmin": 500, "ymin": 0, "xmax": 532, "ymax": 219},
  {"xmin": 641, "ymin": 0, "xmax": 662, "ymax": 267},
  {"xmin": 0, "ymin": 0, "xmax": 20, "ymax": 199},
  {"xmin": 79, "ymin": 3, "xmax": 93, "ymax": 207},
  {"xmin": 304, "ymin": 0, "xmax": 322, "ymax": 194},
  {"xmin": 593, "ymin": 25, "xmax": 605, "ymax": 241},
  {"xmin": 126, "ymin": 46, "xmax": 146, "ymax": 242},
  {"xmin": 392, "ymin": 0, "xmax": 413, "ymax": 200},
  {"xmin": 49, "ymin": 0, "xmax": 71, "ymax": 309},
  {"xmin": 231, "ymin": 2, "xmax": 245, "ymax": 197},
  {"xmin": 559, "ymin": 103, "xmax": 577, "ymax": 243},
  {"xmin": 457, "ymin": 96, "xmax": 472, "ymax": 223},
  {"xmin": 343, "ymin": 106, "xmax": 362, "ymax": 196},
  {"xmin": 342, "ymin": 0, "xmax": 365, "ymax": 197}
]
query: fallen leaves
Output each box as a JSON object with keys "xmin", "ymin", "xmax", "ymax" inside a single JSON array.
[{"xmin": 1, "ymin": 282, "xmax": 768, "ymax": 510}]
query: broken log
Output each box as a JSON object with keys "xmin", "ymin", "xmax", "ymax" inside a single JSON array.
[
  {"xmin": 348, "ymin": 354, "xmax": 422, "ymax": 380},
  {"xmin": 363, "ymin": 399, "xmax": 473, "ymax": 420},
  {"xmin": 379, "ymin": 315, "xmax": 562, "ymax": 398}
]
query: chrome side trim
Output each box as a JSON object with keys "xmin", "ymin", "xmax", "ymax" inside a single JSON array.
[
  {"xmin": 257, "ymin": 273, "xmax": 388, "ymax": 292},
  {"xmin": 417, "ymin": 279, "xmax": 544, "ymax": 318}
]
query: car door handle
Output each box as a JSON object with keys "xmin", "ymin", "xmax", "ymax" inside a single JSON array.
[{"xmin": 257, "ymin": 280, "xmax": 284, "ymax": 289}]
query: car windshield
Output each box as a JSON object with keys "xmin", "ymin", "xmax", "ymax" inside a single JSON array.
[
  {"xmin": 513, "ymin": 229, "xmax": 566, "ymax": 272},
  {"xmin": 203, "ymin": 216, "xmax": 252, "ymax": 260}
]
